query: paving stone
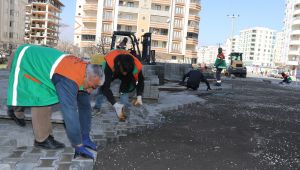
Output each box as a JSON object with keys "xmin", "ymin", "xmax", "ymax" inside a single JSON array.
[
  {"xmin": 58, "ymin": 154, "xmax": 73, "ymax": 164},
  {"xmin": 40, "ymin": 150, "xmax": 61, "ymax": 159},
  {"xmin": 35, "ymin": 159, "xmax": 56, "ymax": 168},
  {"xmin": 62, "ymin": 147, "xmax": 74, "ymax": 154},
  {"xmin": 56, "ymin": 163, "xmax": 72, "ymax": 170},
  {"xmin": 72, "ymin": 157, "xmax": 94, "ymax": 169},
  {"xmin": 16, "ymin": 162, "xmax": 39, "ymax": 170},
  {"xmin": 0, "ymin": 137, "xmax": 17, "ymax": 146},
  {"xmin": 0, "ymin": 164, "xmax": 11, "ymax": 170}
]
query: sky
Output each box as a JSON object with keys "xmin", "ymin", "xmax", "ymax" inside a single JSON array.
[
  {"xmin": 200, "ymin": 0, "xmax": 285, "ymax": 46},
  {"xmin": 59, "ymin": 0, "xmax": 285, "ymax": 46}
]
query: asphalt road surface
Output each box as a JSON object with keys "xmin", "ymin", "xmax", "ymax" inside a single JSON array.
[{"xmin": 95, "ymin": 79, "xmax": 300, "ymax": 170}]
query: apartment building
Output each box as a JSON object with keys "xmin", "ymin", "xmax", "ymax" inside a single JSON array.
[
  {"xmin": 0, "ymin": 0, "xmax": 28, "ymax": 50},
  {"xmin": 25, "ymin": 0, "xmax": 64, "ymax": 47},
  {"xmin": 74, "ymin": 0, "xmax": 201, "ymax": 63},
  {"xmin": 238, "ymin": 27, "xmax": 276, "ymax": 67},
  {"xmin": 198, "ymin": 45, "xmax": 226, "ymax": 65},
  {"xmin": 283, "ymin": 0, "xmax": 300, "ymax": 68},
  {"xmin": 274, "ymin": 31, "xmax": 285, "ymax": 66}
]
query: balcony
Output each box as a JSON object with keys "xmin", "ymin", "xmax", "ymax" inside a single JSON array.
[
  {"xmin": 173, "ymin": 24, "xmax": 183, "ymax": 30},
  {"xmin": 83, "ymin": 4, "xmax": 98, "ymax": 11},
  {"xmin": 293, "ymin": 17, "xmax": 300, "ymax": 25},
  {"xmin": 286, "ymin": 60, "xmax": 299, "ymax": 65},
  {"xmin": 82, "ymin": 16, "xmax": 97, "ymax": 23},
  {"xmin": 188, "ymin": 15, "xmax": 200, "ymax": 21},
  {"xmin": 152, "ymin": 47, "xmax": 168, "ymax": 53},
  {"xmin": 81, "ymin": 29, "xmax": 96, "ymax": 35},
  {"xmin": 294, "ymin": 9, "xmax": 300, "ymax": 15},
  {"xmin": 149, "ymin": 22, "xmax": 169, "ymax": 29},
  {"xmin": 152, "ymin": 34, "xmax": 168, "ymax": 41},
  {"xmin": 175, "ymin": 13, "xmax": 184, "ymax": 18},
  {"xmin": 189, "ymin": 2, "xmax": 201, "ymax": 11},
  {"xmin": 102, "ymin": 17, "xmax": 113, "ymax": 22},
  {"xmin": 188, "ymin": 26, "xmax": 199, "ymax": 33},
  {"xmin": 151, "ymin": 0, "xmax": 170, "ymax": 5},
  {"xmin": 291, "ymin": 30, "xmax": 300, "ymax": 35},
  {"xmin": 118, "ymin": 18, "xmax": 137, "ymax": 26},
  {"xmin": 80, "ymin": 41, "xmax": 96, "ymax": 48},
  {"xmin": 185, "ymin": 50, "xmax": 198, "ymax": 57},
  {"xmin": 290, "ymin": 40, "xmax": 300, "ymax": 45},
  {"xmin": 186, "ymin": 38, "xmax": 198, "ymax": 45},
  {"xmin": 288, "ymin": 50, "xmax": 299, "ymax": 55},
  {"xmin": 175, "ymin": 0, "xmax": 185, "ymax": 7}
]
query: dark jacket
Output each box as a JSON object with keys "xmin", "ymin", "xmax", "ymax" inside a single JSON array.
[
  {"xmin": 182, "ymin": 70, "xmax": 210, "ymax": 90},
  {"xmin": 101, "ymin": 60, "xmax": 144, "ymax": 105}
]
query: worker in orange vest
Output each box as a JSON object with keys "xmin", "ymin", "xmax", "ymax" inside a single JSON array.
[{"xmin": 94, "ymin": 49, "xmax": 144, "ymax": 121}]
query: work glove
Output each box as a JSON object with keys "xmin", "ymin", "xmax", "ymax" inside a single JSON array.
[
  {"xmin": 113, "ymin": 102, "xmax": 126, "ymax": 122},
  {"xmin": 132, "ymin": 95, "xmax": 143, "ymax": 106}
]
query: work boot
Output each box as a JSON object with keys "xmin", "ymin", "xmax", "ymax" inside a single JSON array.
[
  {"xmin": 82, "ymin": 134, "xmax": 97, "ymax": 151},
  {"xmin": 34, "ymin": 135, "xmax": 65, "ymax": 150},
  {"xmin": 74, "ymin": 145, "xmax": 94, "ymax": 159},
  {"xmin": 7, "ymin": 109, "xmax": 26, "ymax": 127}
]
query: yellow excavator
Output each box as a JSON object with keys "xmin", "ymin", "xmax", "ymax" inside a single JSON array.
[{"xmin": 227, "ymin": 52, "xmax": 247, "ymax": 78}]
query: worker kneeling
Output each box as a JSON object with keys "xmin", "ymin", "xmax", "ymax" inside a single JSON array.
[
  {"xmin": 94, "ymin": 49, "xmax": 144, "ymax": 122},
  {"xmin": 180, "ymin": 68, "xmax": 212, "ymax": 91},
  {"xmin": 7, "ymin": 44, "xmax": 105, "ymax": 159},
  {"xmin": 280, "ymin": 72, "xmax": 292, "ymax": 84}
]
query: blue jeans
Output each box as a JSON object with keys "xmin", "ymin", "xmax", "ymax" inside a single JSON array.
[{"xmin": 52, "ymin": 74, "xmax": 91, "ymax": 146}]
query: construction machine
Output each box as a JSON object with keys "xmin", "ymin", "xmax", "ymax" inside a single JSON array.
[
  {"xmin": 111, "ymin": 31, "xmax": 154, "ymax": 64},
  {"xmin": 227, "ymin": 52, "xmax": 247, "ymax": 78},
  {"xmin": 91, "ymin": 31, "xmax": 154, "ymax": 65}
]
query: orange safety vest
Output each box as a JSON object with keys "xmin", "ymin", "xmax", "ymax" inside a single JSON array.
[{"xmin": 104, "ymin": 50, "xmax": 142, "ymax": 81}]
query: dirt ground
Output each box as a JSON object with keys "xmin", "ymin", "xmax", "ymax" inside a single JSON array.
[{"xmin": 95, "ymin": 79, "xmax": 300, "ymax": 170}]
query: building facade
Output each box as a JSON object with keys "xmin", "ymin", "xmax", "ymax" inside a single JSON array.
[
  {"xmin": 238, "ymin": 27, "xmax": 276, "ymax": 67},
  {"xmin": 274, "ymin": 31, "xmax": 285, "ymax": 66},
  {"xmin": 283, "ymin": 0, "xmax": 300, "ymax": 68},
  {"xmin": 74, "ymin": 0, "xmax": 201, "ymax": 63},
  {"xmin": 0, "ymin": 0, "xmax": 28, "ymax": 50},
  {"xmin": 25, "ymin": 0, "xmax": 64, "ymax": 47}
]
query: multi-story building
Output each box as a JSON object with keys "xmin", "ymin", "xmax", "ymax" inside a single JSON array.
[
  {"xmin": 25, "ymin": 0, "xmax": 64, "ymax": 47},
  {"xmin": 0, "ymin": 0, "xmax": 28, "ymax": 50},
  {"xmin": 197, "ymin": 45, "xmax": 226, "ymax": 65},
  {"xmin": 283, "ymin": 0, "xmax": 300, "ymax": 70},
  {"xmin": 274, "ymin": 31, "xmax": 285, "ymax": 66},
  {"xmin": 74, "ymin": 0, "xmax": 201, "ymax": 63},
  {"xmin": 238, "ymin": 27, "xmax": 276, "ymax": 67}
]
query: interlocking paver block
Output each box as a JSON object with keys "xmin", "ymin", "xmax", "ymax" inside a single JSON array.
[
  {"xmin": 58, "ymin": 154, "xmax": 73, "ymax": 163},
  {"xmin": 56, "ymin": 163, "xmax": 72, "ymax": 170},
  {"xmin": 35, "ymin": 159, "xmax": 56, "ymax": 168}
]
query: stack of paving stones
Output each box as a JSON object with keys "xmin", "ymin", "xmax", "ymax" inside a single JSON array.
[
  {"xmin": 158, "ymin": 63, "xmax": 192, "ymax": 82},
  {"xmin": 110, "ymin": 65, "xmax": 161, "ymax": 101}
]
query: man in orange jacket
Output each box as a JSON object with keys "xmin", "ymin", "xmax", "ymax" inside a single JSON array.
[{"xmin": 94, "ymin": 49, "xmax": 144, "ymax": 121}]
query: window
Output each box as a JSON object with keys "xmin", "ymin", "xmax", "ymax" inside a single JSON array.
[
  {"xmin": 127, "ymin": 2, "xmax": 134, "ymax": 7},
  {"xmin": 161, "ymin": 29, "xmax": 168, "ymax": 35},
  {"xmin": 79, "ymin": 5, "xmax": 81, "ymax": 8},
  {"xmin": 103, "ymin": 24, "xmax": 112, "ymax": 32},
  {"xmin": 81, "ymin": 35, "xmax": 96, "ymax": 41},
  {"xmin": 191, "ymin": 58, "xmax": 197, "ymax": 64},
  {"xmin": 152, "ymin": 40, "xmax": 158, "ymax": 47},
  {"xmin": 154, "ymin": 5, "xmax": 161, "ymax": 10},
  {"xmin": 117, "ymin": 24, "xmax": 121, "ymax": 31},
  {"xmin": 125, "ymin": 26, "xmax": 132, "ymax": 31},
  {"xmin": 175, "ymin": 7, "xmax": 183, "ymax": 14},
  {"xmin": 9, "ymin": 32, "xmax": 14, "ymax": 38},
  {"xmin": 9, "ymin": 21, "xmax": 14, "ymax": 27},
  {"xmin": 103, "ymin": 11, "xmax": 112, "ymax": 19},
  {"xmin": 165, "ymin": 6, "xmax": 170, "ymax": 11},
  {"xmin": 172, "ymin": 56, "xmax": 177, "ymax": 60},
  {"xmin": 162, "ymin": 42, "xmax": 167, "ymax": 48}
]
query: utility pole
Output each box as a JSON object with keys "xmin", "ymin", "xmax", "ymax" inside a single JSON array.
[{"xmin": 227, "ymin": 14, "xmax": 239, "ymax": 52}]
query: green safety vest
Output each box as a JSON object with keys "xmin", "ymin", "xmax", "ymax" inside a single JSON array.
[
  {"xmin": 214, "ymin": 58, "xmax": 227, "ymax": 69},
  {"xmin": 7, "ymin": 44, "xmax": 67, "ymax": 106}
]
